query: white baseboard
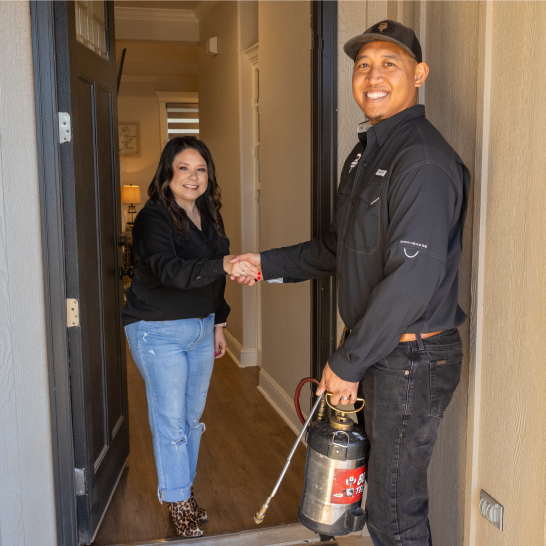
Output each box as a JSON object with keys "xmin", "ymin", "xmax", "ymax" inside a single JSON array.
[
  {"xmin": 257, "ymin": 368, "xmax": 309, "ymax": 437},
  {"xmin": 224, "ymin": 329, "xmax": 258, "ymax": 368}
]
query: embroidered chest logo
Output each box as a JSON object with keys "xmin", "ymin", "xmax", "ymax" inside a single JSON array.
[
  {"xmin": 376, "ymin": 169, "xmax": 387, "ymax": 177},
  {"xmin": 348, "ymin": 153, "xmax": 362, "ymax": 173}
]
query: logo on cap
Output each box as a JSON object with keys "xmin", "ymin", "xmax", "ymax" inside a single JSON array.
[{"xmin": 371, "ymin": 21, "xmax": 395, "ymax": 34}]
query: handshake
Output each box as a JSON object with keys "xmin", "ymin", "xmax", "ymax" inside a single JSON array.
[{"xmin": 222, "ymin": 252, "xmax": 262, "ymax": 287}]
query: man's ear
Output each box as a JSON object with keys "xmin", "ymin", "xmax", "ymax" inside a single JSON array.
[{"xmin": 414, "ymin": 62, "xmax": 429, "ymax": 88}]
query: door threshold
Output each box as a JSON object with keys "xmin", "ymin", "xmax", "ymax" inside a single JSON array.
[{"xmin": 108, "ymin": 522, "xmax": 320, "ymax": 546}]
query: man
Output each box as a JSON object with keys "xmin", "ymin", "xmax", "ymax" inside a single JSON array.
[{"xmin": 231, "ymin": 20, "xmax": 470, "ymax": 546}]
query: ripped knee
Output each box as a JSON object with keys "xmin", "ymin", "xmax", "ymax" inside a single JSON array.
[
  {"xmin": 172, "ymin": 434, "xmax": 187, "ymax": 451},
  {"xmin": 188, "ymin": 422, "xmax": 206, "ymax": 439}
]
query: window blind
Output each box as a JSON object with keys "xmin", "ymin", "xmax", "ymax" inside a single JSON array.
[{"xmin": 166, "ymin": 103, "xmax": 199, "ymax": 139}]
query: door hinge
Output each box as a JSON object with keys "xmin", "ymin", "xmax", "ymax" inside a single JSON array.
[
  {"xmin": 58, "ymin": 112, "xmax": 72, "ymax": 143},
  {"xmin": 75, "ymin": 468, "xmax": 86, "ymax": 495},
  {"xmin": 67, "ymin": 298, "xmax": 80, "ymax": 327}
]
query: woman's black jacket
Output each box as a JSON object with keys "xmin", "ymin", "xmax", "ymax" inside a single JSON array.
[{"xmin": 122, "ymin": 200, "xmax": 230, "ymax": 326}]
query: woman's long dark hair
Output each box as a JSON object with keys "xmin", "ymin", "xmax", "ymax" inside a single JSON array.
[{"xmin": 148, "ymin": 136, "xmax": 224, "ymax": 237}]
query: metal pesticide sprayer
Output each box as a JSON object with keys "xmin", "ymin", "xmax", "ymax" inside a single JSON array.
[{"xmin": 254, "ymin": 377, "xmax": 370, "ymax": 539}]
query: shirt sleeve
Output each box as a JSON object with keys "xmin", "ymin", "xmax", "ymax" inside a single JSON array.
[
  {"xmin": 215, "ymin": 296, "xmax": 231, "ymax": 324},
  {"xmin": 328, "ymin": 163, "xmax": 462, "ymax": 382},
  {"xmin": 135, "ymin": 208, "xmax": 226, "ymax": 291},
  {"xmin": 260, "ymin": 225, "xmax": 338, "ymax": 282}
]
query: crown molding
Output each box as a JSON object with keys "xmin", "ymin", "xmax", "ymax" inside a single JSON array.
[
  {"xmin": 244, "ymin": 42, "xmax": 259, "ymax": 65},
  {"xmin": 114, "ymin": 6, "xmax": 197, "ymax": 23},
  {"xmin": 122, "ymin": 75, "xmax": 197, "ymax": 84},
  {"xmin": 154, "ymin": 91, "xmax": 199, "ymax": 103},
  {"xmin": 194, "ymin": 1, "xmax": 217, "ymax": 21}
]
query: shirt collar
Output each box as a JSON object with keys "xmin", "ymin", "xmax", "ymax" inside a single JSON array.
[{"xmin": 366, "ymin": 104, "xmax": 425, "ymax": 147}]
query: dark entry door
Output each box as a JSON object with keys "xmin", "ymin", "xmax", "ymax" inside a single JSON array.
[{"xmin": 54, "ymin": 2, "xmax": 129, "ymax": 543}]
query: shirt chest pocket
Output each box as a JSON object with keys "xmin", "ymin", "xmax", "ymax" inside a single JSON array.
[{"xmin": 344, "ymin": 183, "xmax": 383, "ymax": 254}]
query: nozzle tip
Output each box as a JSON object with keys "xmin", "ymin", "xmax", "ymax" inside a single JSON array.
[{"xmin": 254, "ymin": 500, "xmax": 269, "ymax": 524}]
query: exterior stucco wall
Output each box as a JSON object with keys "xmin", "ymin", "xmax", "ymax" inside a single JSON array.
[
  {"xmin": 424, "ymin": 3, "xmax": 479, "ymax": 545},
  {"xmin": 0, "ymin": 2, "xmax": 57, "ymax": 544},
  {"xmin": 477, "ymin": 2, "xmax": 546, "ymax": 545}
]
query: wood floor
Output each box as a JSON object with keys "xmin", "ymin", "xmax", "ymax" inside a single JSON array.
[{"xmin": 94, "ymin": 347, "xmax": 307, "ymax": 544}]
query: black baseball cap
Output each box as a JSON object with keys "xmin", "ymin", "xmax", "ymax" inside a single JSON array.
[{"xmin": 344, "ymin": 20, "xmax": 422, "ymax": 64}]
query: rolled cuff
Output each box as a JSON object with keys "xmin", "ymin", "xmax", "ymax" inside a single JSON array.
[{"xmin": 158, "ymin": 484, "xmax": 192, "ymax": 503}]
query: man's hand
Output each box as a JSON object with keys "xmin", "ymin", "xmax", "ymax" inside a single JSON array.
[
  {"xmin": 223, "ymin": 255, "xmax": 261, "ymax": 280},
  {"xmin": 229, "ymin": 253, "xmax": 262, "ymax": 286},
  {"xmin": 316, "ymin": 363, "xmax": 359, "ymax": 406}
]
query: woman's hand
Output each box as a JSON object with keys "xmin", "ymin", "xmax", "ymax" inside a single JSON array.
[
  {"xmin": 214, "ymin": 325, "xmax": 227, "ymax": 359},
  {"xmin": 223, "ymin": 255, "xmax": 261, "ymax": 280},
  {"xmin": 229, "ymin": 253, "xmax": 262, "ymax": 286}
]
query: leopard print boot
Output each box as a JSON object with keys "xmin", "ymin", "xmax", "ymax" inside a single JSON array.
[
  {"xmin": 190, "ymin": 486, "xmax": 208, "ymax": 523},
  {"xmin": 167, "ymin": 498, "xmax": 204, "ymax": 537}
]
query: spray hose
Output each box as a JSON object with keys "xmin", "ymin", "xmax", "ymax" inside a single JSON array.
[{"xmin": 294, "ymin": 377, "xmax": 320, "ymax": 425}]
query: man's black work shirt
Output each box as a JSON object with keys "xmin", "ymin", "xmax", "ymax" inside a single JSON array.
[
  {"xmin": 261, "ymin": 105, "xmax": 471, "ymax": 382},
  {"xmin": 122, "ymin": 200, "xmax": 230, "ymax": 326}
]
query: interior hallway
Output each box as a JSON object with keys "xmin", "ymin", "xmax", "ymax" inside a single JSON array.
[{"xmin": 94, "ymin": 345, "xmax": 307, "ymax": 544}]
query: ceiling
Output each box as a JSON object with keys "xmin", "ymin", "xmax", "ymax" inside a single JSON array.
[{"xmin": 114, "ymin": 1, "xmax": 200, "ymax": 10}]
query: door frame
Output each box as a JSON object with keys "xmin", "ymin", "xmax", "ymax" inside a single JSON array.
[
  {"xmin": 311, "ymin": 0, "xmax": 338, "ymax": 382},
  {"xmin": 32, "ymin": 1, "xmax": 338, "ymax": 544},
  {"xmin": 30, "ymin": 1, "xmax": 79, "ymax": 545}
]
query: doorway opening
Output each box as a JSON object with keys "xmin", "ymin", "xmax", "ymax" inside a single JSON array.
[
  {"xmin": 98, "ymin": 3, "xmax": 312, "ymax": 542},
  {"xmin": 32, "ymin": 1, "xmax": 337, "ymax": 544}
]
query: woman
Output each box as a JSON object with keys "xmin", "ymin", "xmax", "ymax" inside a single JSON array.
[{"xmin": 122, "ymin": 137, "xmax": 259, "ymax": 537}]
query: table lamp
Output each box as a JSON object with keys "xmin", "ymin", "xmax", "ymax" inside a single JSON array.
[{"xmin": 121, "ymin": 184, "xmax": 141, "ymax": 228}]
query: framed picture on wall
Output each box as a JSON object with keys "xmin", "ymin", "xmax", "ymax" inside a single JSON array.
[{"xmin": 119, "ymin": 121, "xmax": 141, "ymax": 157}]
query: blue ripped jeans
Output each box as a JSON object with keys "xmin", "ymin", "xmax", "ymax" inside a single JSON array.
[{"xmin": 125, "ymin": 314, "xmax": 215, "ymax": 503}]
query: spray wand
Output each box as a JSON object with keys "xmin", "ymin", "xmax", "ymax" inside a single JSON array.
[{"xmin": 254, "ymin": 389, "xmax": 326, "ymax": 524}]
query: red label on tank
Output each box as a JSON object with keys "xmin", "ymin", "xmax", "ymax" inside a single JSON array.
[{"xmin": 330, "ymin": 465, "xmax": 366, "ymax": 504}]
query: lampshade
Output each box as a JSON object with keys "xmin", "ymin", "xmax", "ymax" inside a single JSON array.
[{"xmin": 121, "ymin": 184, "xmax": 141, "ymax": 204}]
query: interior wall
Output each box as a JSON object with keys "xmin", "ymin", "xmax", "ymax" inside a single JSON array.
[
  {"xmin": 237, "ymin": 1, "xmax": 259, "ymax": 361},
  {"xmin": 116, "ymin": 40, "xmax": 198, "ymax": 220},
  {"xmin": 0, "ymin": 2, "xmax": 57, "ymax": 544},
  {"xmin": 476, "ymin": 2, "xmax": 546, "ymax": 544},
  {"xmin": 198, "ymin": 1, "xmax": 244, "ymax": 344},
  {"xmin": 239, "ymin": 0, "xmax": 258, "ymax": 51},
  {"xmin": 116, "ymin": 41, "xmax": 198, "ymax": 97},
  {"xmin": 117, "ymin": 96, "xmax": 162, "ymax": 219},
  {"xmin": 258, "ymin": 0, "xmax": 312, "ymax": 424}
]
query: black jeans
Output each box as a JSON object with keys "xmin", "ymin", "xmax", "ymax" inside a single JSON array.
[{"xmin": 360, "ymin": 329, "xmax": 463, "ymax": 546}]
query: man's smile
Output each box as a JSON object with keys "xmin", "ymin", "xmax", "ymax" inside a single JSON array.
[{"xmin": 365, "ymin": 91, "xmax": 389, "ymax": 100}]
